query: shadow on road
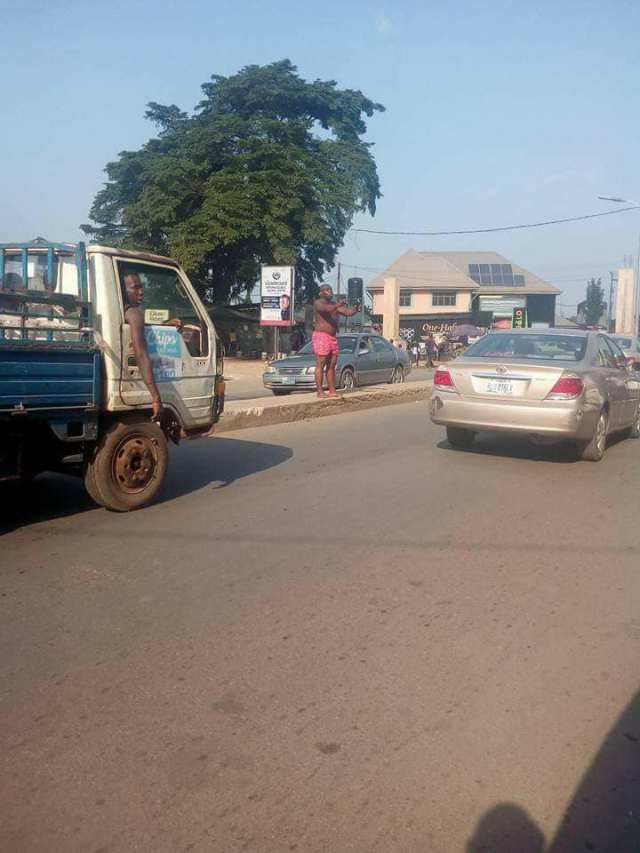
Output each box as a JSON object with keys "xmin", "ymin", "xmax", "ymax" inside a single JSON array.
[
  {"xmin": 160, "ymin": 435, "xmax": 293, "ymax": 502},
  {"xmin": 1, "ymin": 436, "xmax": 293, "ymax": 534},
  {"xmin": 437, "ymin": 431, "xmax": 630, "ymax": 464},
  {"xmin": 467, "ymin": 690, "xmax": 640, "ymax": 851}
]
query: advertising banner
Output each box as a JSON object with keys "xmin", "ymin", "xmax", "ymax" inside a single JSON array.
[
  {"xmin": 144, "ymin": 326, "xmax": 182, "ymax": 380},
  {"xmin": 260, "ymin": 266, "xmax": 295, "ymax": 327}
]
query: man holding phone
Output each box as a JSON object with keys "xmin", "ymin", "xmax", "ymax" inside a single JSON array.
[{"xmin": 312, "ymin": 284, "xmax": 359, "ymax": 397}]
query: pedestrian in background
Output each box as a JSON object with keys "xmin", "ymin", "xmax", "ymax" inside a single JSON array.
[
  {"xmin": 411, "ymin": 343, "xmax": 420, "ymax": 366},
  {"xmin": 426, "ymin": 335, "xmax": 436, "ymax": 368}
]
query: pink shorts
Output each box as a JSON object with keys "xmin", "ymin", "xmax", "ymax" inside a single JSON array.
[{"xmin": 312, "ymin": 331, "xmax": 339, "ymax": 357}]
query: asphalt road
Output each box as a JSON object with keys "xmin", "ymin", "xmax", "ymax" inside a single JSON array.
[
  {"xmin": 226, "ymin": 365, "xmax": 434, "ymax": 401},
  {"xmin": 2, "ymin": 405, "xmax": 640, "ymax": 852}
]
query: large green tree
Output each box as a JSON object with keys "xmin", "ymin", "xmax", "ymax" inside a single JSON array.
[
  {"xmin": 82, "ymin": 60, "xmax": 384, "ymax": 303},
  {"xmin": 584, "ymin": 277, "xmax": 606, "ymax": 326}
]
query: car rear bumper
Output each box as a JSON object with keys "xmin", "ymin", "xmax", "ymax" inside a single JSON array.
[{"xmin": 430, "ymin": 391, "xmax": 597, "ymax": 439}]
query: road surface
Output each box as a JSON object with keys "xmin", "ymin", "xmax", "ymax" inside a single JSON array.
[{"xmin": 2, "ymin": 404, "xmax": 639, "ymax": 852}]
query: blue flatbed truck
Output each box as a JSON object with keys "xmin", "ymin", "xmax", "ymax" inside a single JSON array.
[{"xmin": 0, "ymin": 241, "xmax": 223, "ymax": 511}]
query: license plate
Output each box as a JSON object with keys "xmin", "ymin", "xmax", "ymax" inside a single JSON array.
[
  {"xmin": 486, "ymin": 379, "xmax": 515, "ymax": 395},
  {"xmin": 281, "ymin": 376, "xmax": 296, "ymax": 385}
]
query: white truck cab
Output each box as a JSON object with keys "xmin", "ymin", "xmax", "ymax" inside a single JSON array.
[{"xmin": 0, "ymin": 241, "xmax": 224, "ymax": 511}]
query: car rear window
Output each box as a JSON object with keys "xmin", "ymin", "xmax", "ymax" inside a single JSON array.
[{"xmin": 465, "ymin": 333, "xmax": 587, "ymax": 361}]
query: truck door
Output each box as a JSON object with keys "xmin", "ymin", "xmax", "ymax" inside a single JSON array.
[{"xmin": 116, "ymin": 259, "xmax": 215, "ymax": 426}]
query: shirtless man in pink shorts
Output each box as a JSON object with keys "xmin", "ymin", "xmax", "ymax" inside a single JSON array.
[{"xmin": 313, "ymin": 284, "xmax": 359, "ymax": 397}]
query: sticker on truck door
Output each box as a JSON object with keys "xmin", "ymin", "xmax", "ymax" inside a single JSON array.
[{"xmin": 144, "ymin": 326, "xmax": 182, "ymax": 380}]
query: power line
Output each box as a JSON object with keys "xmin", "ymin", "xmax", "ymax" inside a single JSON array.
[{"xmin": 351, "ymin": 205, "xmax": 640, "ymax": 236}]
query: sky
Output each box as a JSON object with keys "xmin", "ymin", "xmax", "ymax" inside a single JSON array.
[{"xmin": 2, "ymin": 0, "xmax": 639, "ymax": 312}]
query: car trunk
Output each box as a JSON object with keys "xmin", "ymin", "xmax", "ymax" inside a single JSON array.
[{"xmin": 448, "ymin": 360, "xmax": 572, "ymax": 402}]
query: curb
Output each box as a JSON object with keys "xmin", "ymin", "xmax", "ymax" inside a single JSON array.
[{"xmin": 215, "ymin": 382, "xmax": 433, "ymax": 433}]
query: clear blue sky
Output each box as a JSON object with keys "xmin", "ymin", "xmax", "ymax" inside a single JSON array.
[{"xmin": 2, "ymin": 0, "xmax": 639, "ymax": 310}]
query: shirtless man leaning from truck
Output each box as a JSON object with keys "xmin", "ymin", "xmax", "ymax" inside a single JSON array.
[{"xmin": 312, "ymin": 284, "xmax": 359, "ymax": 398}]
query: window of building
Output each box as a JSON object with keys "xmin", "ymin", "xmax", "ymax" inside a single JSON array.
[
  {"xmin": 468, "ymin": 263, "xmax": 524, "ymax": 286},
  {"xmin": 399, "ymin": 290, "xmax": 412, "ymax": 307},
  {"xmin": 432, "ymin": 291, "xmax": 457, "ymax": 306}
]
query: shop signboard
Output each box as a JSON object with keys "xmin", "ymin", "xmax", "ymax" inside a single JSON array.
[{"xmin": 512, "ymin": 306, "xmax": 528, "ymax": 329}]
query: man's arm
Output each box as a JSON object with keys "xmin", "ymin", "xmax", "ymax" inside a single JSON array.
[
  {"xmin": 336, "ymin": 301, "xmax": 360, "ymax": 317},
  {"xmin": 126, "ymin": 307, "xmax": 162, "ymax": 419}
]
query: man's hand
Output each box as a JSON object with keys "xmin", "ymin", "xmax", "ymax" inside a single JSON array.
[{"xmin": 151, "ymin": 398, "xmax": 163, "ymax": 422}]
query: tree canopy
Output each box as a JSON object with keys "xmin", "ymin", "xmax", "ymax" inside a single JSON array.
[
  {"xmin": 584, "ymin": 277, "xmax": 606, "ymax": 326},
  {"xmin": 82, "ymin": 60, "xmax": 384, "ymax": 303}
]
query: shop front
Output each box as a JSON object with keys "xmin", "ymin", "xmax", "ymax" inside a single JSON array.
[{"xmin": 395, "ymin": 314, "xmax": 475, "ymax": 343}]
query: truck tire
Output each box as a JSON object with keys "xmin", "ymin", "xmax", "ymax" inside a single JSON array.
[
  {"xmin": 88, "ymin": 418, "xmax": 169, "ymax": 511},
  {"xmin": 84, "ymin": 459, "xmax": 104, "ymax": 506}
]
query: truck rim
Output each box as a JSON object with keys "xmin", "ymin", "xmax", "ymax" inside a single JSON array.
[{"xmin": 113, "ymin": 433, "xmax": 159, "ymax": 494}]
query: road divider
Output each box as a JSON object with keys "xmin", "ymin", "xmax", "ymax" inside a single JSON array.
[{"xmin": 215, "ymin": 381, "xmax": 433, "ymax": 433}]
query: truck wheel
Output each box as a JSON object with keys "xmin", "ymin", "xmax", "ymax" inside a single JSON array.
[
  {"xmin": 84, "ymin": 459, "xmax": 104, "ymax": 506},
  {"xmin": 89, "ymin": 419, "xmax": 169, "ymax": 511}
]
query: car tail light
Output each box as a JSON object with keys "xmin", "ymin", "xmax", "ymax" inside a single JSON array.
[
  {"xmin": 546, "ymin": 375, "xmax": 584, "ymax": 400},
  {"xmin": 434, "ymin": 367, "xmax": 455, "ymax": 390}
]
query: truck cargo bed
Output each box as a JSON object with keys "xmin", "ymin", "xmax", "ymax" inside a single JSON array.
[{"xmin": 0, "ymin": 344, "xmax": 100, "ymax": 412}]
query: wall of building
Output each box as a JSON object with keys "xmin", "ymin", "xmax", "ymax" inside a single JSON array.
[
  {"xmin": 371, "ymin": 290, "xmax": 473, "ymax": 316},
  {"xmin": 615, "ymin": 268, "xmax": 635, "ymax": 336}
]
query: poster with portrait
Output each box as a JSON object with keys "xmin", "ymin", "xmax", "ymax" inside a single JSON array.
[{"xmin": 260, "ymin": 266, "xmax": 295, "ymax": 327}]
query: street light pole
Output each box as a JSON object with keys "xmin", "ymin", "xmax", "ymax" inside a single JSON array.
[{"xmin": 598, "ymin": 197, "xmax": 640, "ymax": 335}]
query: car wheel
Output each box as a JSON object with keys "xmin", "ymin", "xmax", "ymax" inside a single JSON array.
[
  {"xmin": 625, "ymin": 403, "xmax": 640, "ymax": 439},
  {"xmin": 446, "ymin": 426, "xmax": 475, "ymax": 449},
  {"xmin": 389, "ymin": 366, "xmax": 405, "ymax": 384},
  {"xmin": 340, "ymin": 368, "xmax": 356, "ymax": 391},
  {"xmin": 580, "ymin": 409, "xmax": 608, "ymax": 461},
  {"xmin": 272, "ymin": 389, "xmax": 292, "ymax": 396}
]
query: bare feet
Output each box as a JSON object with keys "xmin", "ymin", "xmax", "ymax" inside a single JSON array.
[{"xmin": 317, "ymin": 391, "xmax": 327, "ymax": 398}]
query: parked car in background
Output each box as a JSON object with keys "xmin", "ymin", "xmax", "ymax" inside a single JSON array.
[
  {"xmin": 263, "ymin": 332, "xmax": 411, "ymax": 395},
  {"xmin": 608, "ymin": 335, "xmax": 640, "ymax": 370},
  {"xmin": 430, "ymin": 329, "xmax": 640, "ymax": 461}
]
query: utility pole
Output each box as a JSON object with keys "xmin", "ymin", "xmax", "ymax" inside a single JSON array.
[
  {"xmin": 608, "ymin": 271, "xmax": 617, "ymax": 331},
  {"xmin": 336, "ymin": 262, "xmax": 344, "ymax": 331}
]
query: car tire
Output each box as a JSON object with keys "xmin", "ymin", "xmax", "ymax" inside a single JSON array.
[
  {"xmin": 579, "ymin": 409, "xmax": 608, "ymax": 462},
  {"xmin": 272, "ymin": 389, "xmax": 292, "ymax": 396},
  {"xmin": 340, "ymin": 368, "xmax": 356, "ymax": 391},
  {"xmin": 87, "ymin": 417, "xmax": 169, "ymax": 511},
  {"xmin": 389, "ymin": 366, "xmax": 405, "ymax": 384},
  {"xmin": 624, "ymin": 403, "xmax": 640, "ymax": 439},
  {"xmin": 446, "ymin": 426, "xmax": 475, "ymax": 449}
]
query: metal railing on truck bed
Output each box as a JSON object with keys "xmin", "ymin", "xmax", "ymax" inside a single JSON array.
[
  {"xmin": 0, "ymin": 241, "xmax": 92, "ymax": 345},
  {"xmin": 0, "ymin": 241, "xmax": 100, "ymax": 412}
]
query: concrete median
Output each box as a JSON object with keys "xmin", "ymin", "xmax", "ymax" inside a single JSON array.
[{"xmin": 215, "ymin": 380, "xmax": 433, "ymax": 433}]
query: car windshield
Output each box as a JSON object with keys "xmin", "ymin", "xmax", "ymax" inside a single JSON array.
[
  {"xmin": 464, "ymin": 333, "xmax": 587, "ymax": 361},
  {"xmin": 611, "ymin": 337, "xmax": 633, "ymax": 349},
  {"xmin": 297, "ymin": 336, "xmax": 357, "ymax": 354}
]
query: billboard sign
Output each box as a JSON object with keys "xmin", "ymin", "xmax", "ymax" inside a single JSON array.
[{"xmin": 260, "ymin": 266, "xmax": 295, "ymax": 327}]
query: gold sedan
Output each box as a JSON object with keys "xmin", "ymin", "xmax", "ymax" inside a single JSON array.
[{"xmin": 430, "ymin": 329, "xmax": 640, "ymax": 461}]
